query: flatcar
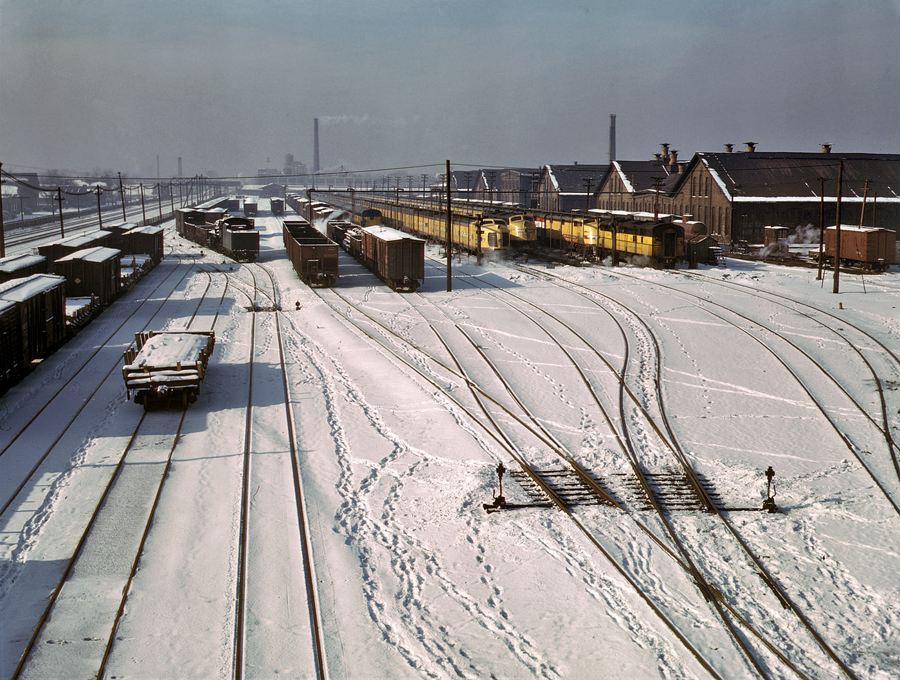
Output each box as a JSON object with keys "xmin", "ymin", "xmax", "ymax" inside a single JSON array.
[
  {"xmin": 283, "ymin": 219, "xmax": 339, "ymax": 286},
  {"xmin": 122, "ymin": 330, "xmax": 215, "ymax": 410}
]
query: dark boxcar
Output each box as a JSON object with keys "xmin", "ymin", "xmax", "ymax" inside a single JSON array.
[
  {"xmin": 283, "ymin": 219, "xmax": 339, "ymax": 286},
  {"xmin": 825, "ymin": 226, "xmax": 897, "ymax": 270},
  {"xmin": 0, "ymin": 254, "xmax": 48, "ymax": 284},
  {"xmin": 243, "ymin": 199, "xmax": 258, "ymax": 217},
  {"xmin": 0, "ymin": 299, "xmax": 23, "ymax": 392},
  {"xmin": 100, "ymin": 221, "xmax": 139, "ymax": 251},
  {"xmin": 124, "ymin": 225, "xmax": 164, "ymax": 264},
  {"xmin": 0, "ymin": 274, "xmax": 67, "ymax": 364},
  {"xmin": 271, "ymin": 197, "xmax": 285, "ymax": 215},
  {"xmin": 38, "ymin": 231, "xmax": 111, "ymax": 263},
  {"xmin": 52, "ymin": 246, "xmax": 122, "ymax": 307},
  {"xmin": 216, "ymin": 217, "xmax": 259, "ymax": 262},
  {"xmin": 326, "ymin": 220, "xmax": 354, "ymax": 245},
  {"xmin": 360, "ymin": 226, "xmax": 425, "ymax": 291}
]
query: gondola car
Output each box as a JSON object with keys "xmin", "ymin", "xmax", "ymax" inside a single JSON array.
[{"xmin": 283, "ymin": 219, "xmax": 339, "ymax": 286}]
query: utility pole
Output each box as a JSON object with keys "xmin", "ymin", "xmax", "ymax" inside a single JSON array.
[
  {"xmin": 56, "ymin": 188, "xmax": 65, "ymax": 238},
  {"xmin": 816, "ymin": 176, "xmax": 829, "ymax": 280},
  {"xmin": 118, "ymin": 172, "xmax": 126, "ymax": 221},
  {"xmin": 0, "ymin": 162, "xmax": 5, "ymax": 258},
  {"xmin": 157, "ymin": 183, "xmax": 162, "ymax": 220},
  {"xmin": 96, "ymin": 186, "xmax": 103, "ymax": 231},
  {"xmin": 833, "ymin": 160, "xmax": 843, "ymax": 294},
  {"xmin": 170, "ymin": 181, "xmax": 175, "ymax": 216},
  {"xmin": 446, "ymin": 160, "xmax": 452, "ymax": 292},
  {"xmin": 858, "ymin": 179, "xmax": 870, "ymax": 229},
  {"xmin": 651, "ymin": 177, "xmax": 664, "ymax": 222},
  {"xmin": 140, "ymin": 183, "xmax": 147, "ymax": 225},
  {"xmin": 583, "ymin": 177, "xmax": 594, "ymax": 212}
]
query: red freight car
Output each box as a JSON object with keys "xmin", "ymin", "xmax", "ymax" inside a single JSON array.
[
  {"xmin": 824, "ymin": 226, "xmax": 897, "ymax": 271},
  {"xmin": 360, "ymin": 225, "xmax": 425, "ymax": 292}
]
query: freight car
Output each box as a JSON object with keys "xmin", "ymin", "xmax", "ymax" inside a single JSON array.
[
  {"xmin": 270, "ymin": 197, "xmax": 285, "ymax": 216},
  {"xmin": 283, "ymin": 219, "xmax": 339, "ymax": 286},
  {"xmin": 216, "ymin": 216, "xmax": 259, "ymax": 262},
  {"xmin": 38, "ymin": 231, "xmax": 111, "ymax": 263},
  {"xmin": 359, "ymin": 225, "xmax": 425, "ymax": 292},
  {"xmin": 0, "ymin": 299, "xmax": 21, "ymax": 393},
  {"xmin": 0, "ymin": 274, "xmax": 67, "ymax": 381},
  {"xmin": 0, "ymin": 253, "xmax": 48, "ymax": 284},
  {"xmin": 243, "ymin": 198, "xmax": 258, "ymax": 217},
  {"xmin": 326, "ymin": 219, "xmax": 355, "ymax": 245},
  {"xmin": 820, "ymin": 225, "xmax": 897, "ymax": 271},
  {"xmin": 101, "ymin": 222, "xmax": 164, "ymax": 266},
  {"xmin": 122, "ymin": 330, "xmax": 215, "ymax": 410},
  {"xmin": 176, "ymin": 208, "xmax": 259, "ymax": 261},
  {"xmin": 51, "ymin": 246, "xmax": 122, "ymax": 307}
]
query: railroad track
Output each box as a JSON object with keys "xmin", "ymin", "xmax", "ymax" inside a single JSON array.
[
  {"xmin": 217, "ymin": 262, "xmax": 327, "ymax": 679},
  {"xmin": 311, "ymin": 275, "xmax": 850, "ymax": 679},
  {"xmin": 426, "ymin": 261, "xmax": 857, "ymax": 679}
]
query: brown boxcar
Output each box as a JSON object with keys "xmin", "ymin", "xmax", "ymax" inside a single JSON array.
[
  {"xmin": 0, "ymin": 299, "xmax": 23, "ymax": 393},
  {"xmin": 123, "ymin": 225, "xmax": 164, "ymax": 264},
  {"xmin": 0, "ymin": 254, "xmax": 48, "ymax": 284},
  {"xmin": 217, "ymin": 217, "xmax": 259, "ymax": 262},
  {"xmin": 283, "ymin": 219, "xmax": 339, "ymax": 286},
  {"xmin": 37, "ymin": 231, "xmax": 111, "ymax": 263},
  {"xmin": 52, "ymin": 246, "xmax": 122, "ymax": 307},
  {"xmin": 0, "ymin": 274, "xmax": 67, "ymax": 365},
  {"xmin": 824, "ymin": 226, "xmax": 897, "ymax": 270},
  {"xmin": 360, "ymin": 226, "xmax": 425, "ymax": 291}
]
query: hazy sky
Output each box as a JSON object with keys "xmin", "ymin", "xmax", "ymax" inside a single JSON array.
[{"xmin": 1, "ymin": 0, "xmax": 898, "ymax": 179}]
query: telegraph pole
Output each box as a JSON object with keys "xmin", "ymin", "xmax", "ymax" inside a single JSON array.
[
  {"xmin": 651, "ymin": 177, "xmax": 664, "ymax": 222},
  {"xmin": 833, "ymin": 160, "xmax": 843, "ymax": 294},
  {"xmin": 858, "ymin": 179, "xmax": 870, "ymax": 229},
  {"xmin": 56, "ymin": 188, "xmax": 65, "ymax": 238},
  {"xmin": 157, "ymin": 183, "xmax": 162, "ymax": 220},
  {"xmin": 583, "ymin": 177, "xmax": 594, "ymax": 212},
  {"xmin": 170, "ymin": 181, "xmax": 175, "ymax": 216},
  {"xmin": 118, "ymin": 172, "xmax": 126, "ymax": 220},
  {"xmin": 816, "ymin": 176, "xmax": 829, "ymax": 280},
  {"xmin": 140, "ymin": 183, "xmax": 147, "ymax": 225},
  {"xmin": 0, "ymin": 162, "xmax": 5, "ymax": 258},
  {"xmin": 446, "ymin": 160, "xmax": 452, "ymax": 292},
  {"xmin": 96, "ymin": 186, "xmax": 103, "ymax": 231}
]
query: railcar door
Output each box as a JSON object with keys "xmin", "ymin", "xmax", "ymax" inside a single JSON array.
[{"xmin": 664, "ymin": 230, "xmax": 676, "ymax": 258}]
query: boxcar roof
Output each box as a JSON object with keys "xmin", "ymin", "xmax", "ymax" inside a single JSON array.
[
  {"xmin": 0, "ymin": 274, "xmax": 66, "ymax": 301},
  {"xmin": 56, "ymin": 246, "xmax": 122, "ymax": 263},
  {"xmin": 825, "ymin": 225, "xmax": 895, "ymax": 234},
  {"xmin": 362, "ymin": 225, "xmax": 425, "ymax": 242},
  {"xmin": 0, "ymin": 253, "xmax": 46, "ymax": 273}
]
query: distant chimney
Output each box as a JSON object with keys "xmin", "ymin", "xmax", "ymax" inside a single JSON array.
[
  {"xmin": 724, "ymin": 144, "xmax": 734, "ymax": 153},
  {"xmin": 608, "ymin": 114, "xmax": 616, "ymax": 163},
  {"xmin": 314, "ymin": 118, "xmax": 320, "ymax": 173},
  {"xmin": 669, "ymin": 150, "xmax": 679, "ymax": 172},
  {"xmin": 745, "ymin": 142, "xmax": 757, "ymax": 153},
  {"xmin": 821, "ymin": 143, "xmax": 832, "ymax": 153},
  {"xmin": 654, "ymin": 153, "xmax": 662, "ymax": 161},
  {"xmin": 661, "ymin": 143, "xmax": 670, "ymax": 163}
]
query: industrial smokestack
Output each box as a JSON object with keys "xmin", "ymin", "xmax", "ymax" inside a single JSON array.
[
  {"xmin": 178, "ymin": 156, "xmax": 182, "ymax": 177},
  {"xmin": 608, "ymin": 114, "xmax": 616, "ymax": 163},
  {"xmin": 314, "ymin": 118, "xmax": 320, "ymax": 173}
]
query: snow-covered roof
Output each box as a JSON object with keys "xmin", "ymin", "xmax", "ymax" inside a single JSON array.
[
  {"xmin": 0, "ymin": 253, "xmax": 46, "ymax": 273},
  {"xmin": 0, "ymin": 273, "xmax": 66, "ymax": 301},
  {"xmin": 56, "ymin": 246, "xmax": 121, "ymax": 263}
]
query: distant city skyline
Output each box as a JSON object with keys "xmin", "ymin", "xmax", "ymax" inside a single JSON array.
[{"xmin": 1, "ymin": 0, "xmax": 898, "ymax": 178}]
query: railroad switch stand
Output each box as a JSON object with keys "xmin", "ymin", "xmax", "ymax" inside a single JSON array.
[
  {"xmin": 762, "ymin": 466, "xmax": 778, "ymax": 513},
  {"xmin": 483, "ymin": 463, "xmax": 507, "ymax": 512}
]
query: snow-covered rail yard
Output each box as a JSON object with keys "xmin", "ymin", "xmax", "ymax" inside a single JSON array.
[{"xmin": 1, "ymin": 205, "xmax": 899, "ymax": 679}]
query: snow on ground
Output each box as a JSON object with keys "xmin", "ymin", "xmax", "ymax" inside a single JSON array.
[{"xmin": 0, "ymin": 202, "xmax": 899, "ymax": 679}]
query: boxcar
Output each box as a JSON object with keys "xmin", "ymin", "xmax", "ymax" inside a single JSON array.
[
  {"xmin": 0, "ymin": 254, "xmax": 48, "ymax": 284},
  {"xmin": 326, "ymin": 220, "xmax": 354, "ymax": 245},
  {"xmin": 243, "ymin": 199, "xmax": 258, "ymax": 217},
  {"xmin": 0, "ymin": 274, "xmax": 67, "ymax": 365},
  {"xmin": 270, "ymin": 197, "xmax": 285, "ymax": 216},
  {"xmin": 38, "ymin": 231, "xmax": 111, "ymax": 263},
  {"xmin": 824, "ymin": 226, "xmax": 897, "ymax": 270},
  {"xmin": 216, "ymin": 216, "xmax": 259, "ymax": 262},
  {"xmin": 52, "ymin": 246, "xmax": 122, "ymax": 307},
  {"xmin": 360, "ymin": 226, "xmax": 425, "ymax": 291},
  {"xmin": 283, "ymin": 219, "xmax": 339, "ymax": 286},
  {"xmin": 122, "ymin": 330, "xmax": 215, "ymax": 410},
  {"xmin": 0, "ymin": 299, "xmax": 23, "ymax": 393},
  {"xmin": 123, "ymin": 225, "xmax": 164, "ymax": 265}
]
